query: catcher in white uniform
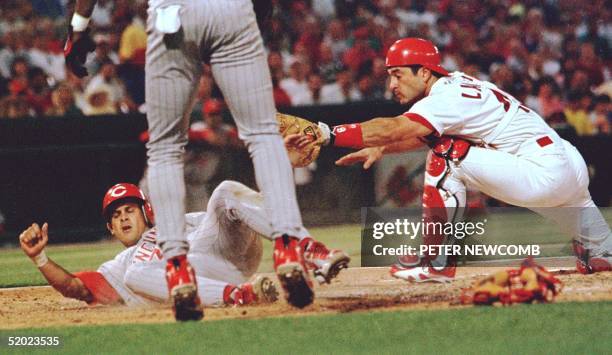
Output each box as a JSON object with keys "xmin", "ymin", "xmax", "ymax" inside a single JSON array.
[
  {"xmin": 18, "ymin": 180, "xmax": 347, "ymax": 307},
  {"xmin": 292, "ymin": 38, "xmax": 611, "ymax": 281}
]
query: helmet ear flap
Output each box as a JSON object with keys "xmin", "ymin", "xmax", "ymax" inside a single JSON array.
[{"xmin": 142, "ymin": 201, "xmax": 155, "ymax": 227}]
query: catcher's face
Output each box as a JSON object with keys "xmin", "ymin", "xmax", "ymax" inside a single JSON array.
[
  {"xmin": 107, "ymin": 202, "xmax": 147, "ymax": 247},
  {"xmin": 387, "ymin": 67, "xmax": 427, "ymax": 105}
]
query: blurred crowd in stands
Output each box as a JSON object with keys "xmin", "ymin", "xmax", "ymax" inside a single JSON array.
[{"xmin": 0, "ymin": 0, "xmax": 610, "ymax": 137}]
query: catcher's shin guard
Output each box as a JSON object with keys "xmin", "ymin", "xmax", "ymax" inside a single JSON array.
[
  {"xmin": 420, "ymin": 137, "xmax": 470, "ymax": 263},
  {"xmin": 392, "ymin": 137, "xmax": 471, "ymax": 281}
]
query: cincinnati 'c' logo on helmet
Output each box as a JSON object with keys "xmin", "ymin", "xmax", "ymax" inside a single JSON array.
[{"xmin": 109, "ymin": 185, "xmax": 127, "ymax": 197}]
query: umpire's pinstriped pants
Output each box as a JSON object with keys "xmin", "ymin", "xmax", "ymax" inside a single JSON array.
[{"xmin": 145, "ymin": 0, "xmax": 308, "ymax": 258}]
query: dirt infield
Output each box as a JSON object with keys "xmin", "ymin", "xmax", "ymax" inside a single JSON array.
[{"xmin": 2, "ymin": 266, "xmax": 611, "ymax": 330}]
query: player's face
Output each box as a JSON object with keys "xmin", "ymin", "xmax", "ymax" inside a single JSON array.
[
  {"xmin": 387, "ymin": 67, "xmax": 426, "ymax": 105},
  {"xmin": 107, "ymin": 202, "xmax": 148, "ymax": 247}
]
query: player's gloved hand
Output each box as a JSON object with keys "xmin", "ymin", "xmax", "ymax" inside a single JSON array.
[
  {"xmin": 64, "ymin": 27, "xmax": 96, "ymax": 78},
  {"xmin": 19, "ymin": 222, "xmax": 49, "ymax": 259},
  {"xmin": 276, "ymin": 112, "xmax": 325, "ymax": 167}
]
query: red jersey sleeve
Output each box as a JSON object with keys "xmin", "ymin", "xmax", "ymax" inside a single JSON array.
[{"xmin": 74, "ymin": 271, "xmax": 122, "ymax": 305}]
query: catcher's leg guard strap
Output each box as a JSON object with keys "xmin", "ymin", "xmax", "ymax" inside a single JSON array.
[{"xmin": 423, "ymin": 150, "xmax": 468, "ymax": 221}]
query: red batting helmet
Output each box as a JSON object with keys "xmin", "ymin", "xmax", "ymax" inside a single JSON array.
[
  {"xmin": 385, "ymin": 38, "xmax": 448, "ymax": 76},
  {"xmin": 102, "ymin": 183, "xmax": 154, "ymax": 227}
]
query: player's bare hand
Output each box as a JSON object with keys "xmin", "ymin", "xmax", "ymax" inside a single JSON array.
[
  {"xmin": 19, "ymin": 223, "xmax": 49, "ymax": 258},
  {"xmin": 335, "ymin": 147, "xmax": 384, "ymax": 169},
  {"xmin": 284, "ymin": 133, "xmax": 316, "ymax": 149}
]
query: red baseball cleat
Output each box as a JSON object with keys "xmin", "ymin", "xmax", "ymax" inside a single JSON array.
[
  {"xmin": 299, "ymin": 237, "xmax": 350, "ymax": 284},
  {"xmin": 273, "ymin": 235, "xmax": 314, "ymax": 308},
  {"xmin": 165, "ymin": 255, "xmax": 203, "ymax": 321},
  {"xmin": 224, "ymin": 275, "xmax": 279, "ymax": 306}
]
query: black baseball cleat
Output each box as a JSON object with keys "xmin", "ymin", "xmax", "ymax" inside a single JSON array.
[{"xmin": 172, "ymin": 285, "xmax": 204, "ymax": 321}]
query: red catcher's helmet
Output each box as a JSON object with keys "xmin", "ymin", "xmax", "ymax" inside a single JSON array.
[
  {"xmin": 385, "ymin": 38, "xmax": 448, "ymax": 76},
  {"xmin": 102, "ymin": 183, "xmax": 154, "ymax": 227}
]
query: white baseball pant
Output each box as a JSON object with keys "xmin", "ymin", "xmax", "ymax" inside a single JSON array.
[{"xmin": 437, "ymin": 133, "xmax": 611, "ymax": 254}]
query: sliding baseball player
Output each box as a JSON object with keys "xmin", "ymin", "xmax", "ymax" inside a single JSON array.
[
  {"xmin": 66, "ymin": 0, "xmax": 314, "ymax": 319},
  {"xmin": 19, "ymin": 180, "xmax": 348, "ymax": 307}
]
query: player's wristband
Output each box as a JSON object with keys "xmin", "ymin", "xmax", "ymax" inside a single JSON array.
[
  {"xmin": 31, "ymin": 251, "xmax": 49, "ymax": 268},
  {"xmin": 331, "ymin": 123, "xmax": 364, "ymax": 149},
  {"xmin": 317, "ymin": 122, "xmax": 331, "ymax": 145},
  {"xmin": 71, "ymin": 12, "xmax": 90, "ymax": 32}
]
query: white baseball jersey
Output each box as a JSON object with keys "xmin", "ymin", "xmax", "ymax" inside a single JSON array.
[
  {"xmin": 404, "ymin": 72, "xmax": 561, "ymax": 154},
  {"xmin": 97, "ymin": 213, "xmax": 206, "ymax": 306}
]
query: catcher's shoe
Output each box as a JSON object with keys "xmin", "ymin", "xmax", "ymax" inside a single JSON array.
[
  {"xmin": 390, "ymin": 263, "xmax": 456, "ymax": 283},
  {"xmin": 225, "ymin": 276, "xmax": 279, "ymax": 306},
  {"xmin": 397, "ymin": 254, "xmax": 422, "ymax": 267},
  {"xmin": 573, "ymin": 240, "xmax": 612, "ymax": 274},
  {"xmin": 299, "ymin": 237, "xmax": 350, "ymax": 284},
  {"xmin": 166, "ymin": 255, "xmax": 203, "ymax": 321},
  {"xmin": 274, "ymin": 235, "xmax": 314, "ymax": 308}
]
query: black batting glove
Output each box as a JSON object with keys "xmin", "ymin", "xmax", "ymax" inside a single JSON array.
[{"xmin": 64, "ymin": 27, "xmax": 96, "ymax": 78}]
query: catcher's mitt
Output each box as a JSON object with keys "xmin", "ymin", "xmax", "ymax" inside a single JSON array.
[
  {"xmin": 276, "ymin": 112, "xmax": 324, "ymax": 167},
  {"xmin": 460, "ymin": 257, "xmax": 562, "ymax": 306}
]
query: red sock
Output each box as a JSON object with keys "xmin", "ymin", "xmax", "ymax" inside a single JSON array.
[{"xmin": 223, "ymin": 285, "xmax": 236, "ymax": 304}]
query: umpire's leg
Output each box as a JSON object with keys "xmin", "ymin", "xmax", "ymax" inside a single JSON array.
[
  {"xmin": 209, "ymin": 1, "xmax": 307, "ymax": 239},
  {"xmin": 145, "ymin": 2, "xmax": 202, "ymax": 258}
]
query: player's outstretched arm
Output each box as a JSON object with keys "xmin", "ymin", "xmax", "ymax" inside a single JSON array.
[
  {"xmin": 356, "ymin": 116, "xmax": 434, "ymax": 147},
  {"xmin": 317, "ymin": 115, "xmax": 433, "ymax": 149},
  {"xmin": 335, "ymin": 138, "xmax": 426, "ymax": 169},
  {"xmin": 19, "ymin": 223, "xmax": 93, "ymax": 303}
]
